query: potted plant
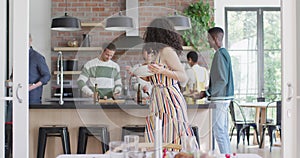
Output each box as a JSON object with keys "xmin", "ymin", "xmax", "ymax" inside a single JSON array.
[{"xmin": 182, "ymin": 1, "xmax": 215, "ymax": 52}]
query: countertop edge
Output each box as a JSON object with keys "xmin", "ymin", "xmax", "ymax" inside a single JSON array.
[{"xmin": 29, "ymin": 103, "xmax": 215, "ymax": 109}]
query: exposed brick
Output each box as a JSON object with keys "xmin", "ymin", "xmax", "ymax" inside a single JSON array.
[{"xmin": 51, "ymin": 0, "xmax": 213, "ymax": 94}]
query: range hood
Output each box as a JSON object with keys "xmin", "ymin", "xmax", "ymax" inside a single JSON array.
[
  {"xmin": 113, "ymin": 36, "xmax": 144, "ymax": 50},
  {"xmin": 113, "ymin": 0, "xmax": 144, "ymax": 50}
]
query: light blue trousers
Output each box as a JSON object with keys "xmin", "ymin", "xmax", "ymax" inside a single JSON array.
[{"xmin": 212, "ymin": 101, "xmax": 231, "ymax": 154}]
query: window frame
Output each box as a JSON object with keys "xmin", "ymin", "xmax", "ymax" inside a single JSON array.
[{"xmin": 225, "ymin": 7, "xmax": 281, "ymax": 100}]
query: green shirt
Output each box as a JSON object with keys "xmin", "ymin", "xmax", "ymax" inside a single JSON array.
[{"xmin": 77, "ymin": 58, "xmax": 122, "ymax": 98}]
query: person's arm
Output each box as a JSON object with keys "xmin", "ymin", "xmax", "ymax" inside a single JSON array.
[
  {"xmin": 113, "ymin": 65, "xmax": 122, "ymax": 95},
  {"xmin": 203, "ymin": 67, "xmax": 210, "ymax": 88},
  {"xmin": 29, "ymin": 56, "xmax": 51, "ymax": 91},
  {"xmin": 148, "ymin": 47, "xmax": 188, "ymax": 83},
  {"xmin": 207, "ymin": 52, "xmax": 228, "ymax": 97},
  {"xmin": 77, "ymin": 65, "xmax": 93, "ymax": 97}
]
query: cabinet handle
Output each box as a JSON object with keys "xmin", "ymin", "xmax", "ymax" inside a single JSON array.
[
  {"xmin": 287, "ymin": 82, "xmax": 294, "ymax": 102},
  {"xmin": 16, "ymin": 83, "xmax": 23, "ymax": 103}
]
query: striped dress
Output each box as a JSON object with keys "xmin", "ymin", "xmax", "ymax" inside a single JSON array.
[{"xmin": 145, "ymin": 58, "xmax": 194, "ymax": 146}]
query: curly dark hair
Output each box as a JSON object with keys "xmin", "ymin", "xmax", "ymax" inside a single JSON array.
[{"xmin": 143, "ymin": 17, "xmax": 183, "ymax": 55}]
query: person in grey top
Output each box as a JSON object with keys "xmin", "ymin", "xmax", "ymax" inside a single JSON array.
[
  {"xmin": 28, "ymin": 34, "xmax": 51, "ymax": 103},
  {"xmin": 195, "ymin": 27, "xmax": 234, "ymax": 154}
]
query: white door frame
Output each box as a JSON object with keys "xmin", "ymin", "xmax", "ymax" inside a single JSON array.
[
  {"xmin": 281, "ymin": 0, "xmax": 298, "ymax": 157},
  {"xmin": 11, "ymin": 0, "xmax": 30, "ymax": 157},
  {"xmin": 0, "ymin": 0, "xmax": 7, "ymax": 157}
]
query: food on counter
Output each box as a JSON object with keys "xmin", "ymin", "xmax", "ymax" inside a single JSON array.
[{"xmin": 174, "ymin": 152, "xmax": 193, "ymax": 158}]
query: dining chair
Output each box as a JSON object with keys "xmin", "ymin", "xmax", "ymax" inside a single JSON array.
[
  {"xmin": 229, "ymin": 101, "xmax": 260, "ymax": 148},
  {"xmin": 259, "ymin": 101, "xmax": 281, "ymax": 152}
]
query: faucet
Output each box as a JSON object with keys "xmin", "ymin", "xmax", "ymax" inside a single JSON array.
[{"xmin": 57, "ymin": 51, "xmax": 64, "ymax": 105}]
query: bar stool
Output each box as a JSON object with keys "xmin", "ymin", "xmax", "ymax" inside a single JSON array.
[
  {"xmin": 191, "ymin": 126, "xmax": 200, "ymax": 146},
  {"xmin": 121, "ymin": 125, "xmax": 145, "ymax": 141},
  {"xmin": 5, "ymin": 122, "xmax": 12, "ymax": 158},
  {"xmin": 37, "ymin": 125, "xmax": 71, "ymax": 158},
  {"xmin": 77, "ymin": 126, "xmax": 110, "ymax": 154}
]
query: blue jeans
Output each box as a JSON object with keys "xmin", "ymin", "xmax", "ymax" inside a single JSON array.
[{"xmin": 212, "ymin": 101, "xmax": 231, "ymax": 154}]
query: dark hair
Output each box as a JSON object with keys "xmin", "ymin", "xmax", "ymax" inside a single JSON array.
[
  {"xmin": 143, "ymin": 18, "xmax": 183, "ymax": 55},
  {"xmin": 208, "ymin": 27, "xmax": 224, "ymax": 39},
  {"xmin": 103, "ymin": 43, "xmax": 116, "ymax": 51},
  {"xmin": 187, "ymin": 51, "xmax": 198, "ymax": 63}
]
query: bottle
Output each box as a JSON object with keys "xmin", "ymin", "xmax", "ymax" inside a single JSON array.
[
  {"xmin": 123, "ymin": 73, "xmax": 129, "ymax": 96},
  {"xmin": 94, "ymin": 84, "xmax": 99, "ymax": 104},
  {"xmin": 137, "ymin": 84, "xmax": 142, "ymax": 104},
  {"xmin": 82, "ymin": 34, "xmax": 90, "ymax": 47}
]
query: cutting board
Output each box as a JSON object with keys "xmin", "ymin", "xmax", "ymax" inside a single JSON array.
[{"xmin": 98, "ymin": 99, "xmax": 125, "ymax": 104}]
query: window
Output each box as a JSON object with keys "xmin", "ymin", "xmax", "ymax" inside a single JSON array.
[{"xmin": 225, "ymin": 8, "xmax": 281, "ymax": 102}]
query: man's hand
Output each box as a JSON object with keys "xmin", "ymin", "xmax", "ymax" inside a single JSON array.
[
  {"xmin": 142, "ymin": 85, "xmax": 149, "ymax": 93},
  {"xmin": 192, "ymin": 91, "xmax": 206, "ymax": 99},
  {"xmin": 113, "ymin": 90, "xmax": 121, "ymax": 99}
]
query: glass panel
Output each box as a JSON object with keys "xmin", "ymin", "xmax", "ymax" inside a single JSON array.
[
  {"xmin": 263, "ymin": 11, "xmax": 281, "ymax": 101},
  {"xmin": 227, "ymin": 11, "xmax": 257, "ymax": 50},
  {"xmin": 264, "ymin": 50, "xmax": 281, "ymax": 101},
  {"xmin": 263, "ymin": 11, "xmax": 281, "ymax": 50},
  {"xmin": 230, "ymin": 50, "xmax": 258, "ymax": 102}
]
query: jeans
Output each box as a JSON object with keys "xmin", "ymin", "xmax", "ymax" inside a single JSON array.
[{"xmin": 212, "ymin": 101, "xmax": 231, "ymax": 154}]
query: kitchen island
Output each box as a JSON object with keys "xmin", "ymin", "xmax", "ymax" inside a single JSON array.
[{"xmin": 29, "ymin": 100, "xmax": 215, "ymax": 158}]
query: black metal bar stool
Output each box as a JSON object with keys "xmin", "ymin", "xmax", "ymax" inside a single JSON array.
[
  {"xmin": 77, "ymin": 126, "xmax": 110, "ymax": 154},
  {"xmin": 36, "ymin": 125, "xmax": 71, "ymax": 158},
  {"xmin": 5, "ymin": 122, "xmax": 12, "ymax": 158},
  {"xmin": 191, "ymin": 126, "xmax": 200, "ymax": 146},
  {"xmin": 121, "ymin": 125, "xmax": 146, "ymax": 141}
]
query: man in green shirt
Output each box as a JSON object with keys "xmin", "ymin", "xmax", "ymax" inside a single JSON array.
[{"xmin": 77, "ymin": 43, "xmax": 122, "ymax": 99}]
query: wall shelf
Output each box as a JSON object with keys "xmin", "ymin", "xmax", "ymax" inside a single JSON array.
[
  {"xmin": 53, "ymin": 71, "xmax": 81, "ymax": 75},
  {"xmin": 53, "ymin": 47, "xmax": 102, "ymax": 52}
]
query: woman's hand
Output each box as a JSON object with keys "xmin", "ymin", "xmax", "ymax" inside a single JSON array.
[{"xmin": 148, "ymin": 63, "xmax": 165, "ymax": 74}]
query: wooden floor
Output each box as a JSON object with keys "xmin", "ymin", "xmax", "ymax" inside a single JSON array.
[{"xmin": 229, "ymin": 135, "xmax": 281, "ymax": 158}]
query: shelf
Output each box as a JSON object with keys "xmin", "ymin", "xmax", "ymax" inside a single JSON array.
[
  {"xmin": 53, "ymin": 71, "xmax": 81, "ymax": 75},
  {"xmin": 182, "ymin": 46, "xmax": 194, "ymax": 51},
  {"xmin": 81, "ymin": 22, "xmax": 104, "ymax": 27},
  {"xmin": 53, "ymin": 47, "xmax": 102, "ymax": 52}
]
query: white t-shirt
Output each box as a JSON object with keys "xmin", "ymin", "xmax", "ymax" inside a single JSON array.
[{"xmin": 184, "ymin": 64, "xmax": 209, "ymax": 91}]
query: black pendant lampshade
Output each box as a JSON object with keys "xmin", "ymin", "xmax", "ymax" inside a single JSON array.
[
  {"xmin": 167, "ymin": 12, "xmax": 191, "ymax": 31},
  {"xmin": 51, "ymin": 13, "xmax": 81, "ymax": 31},
  {"xmin": 105, "ymin": 12, "xmax": 134, "ymax": 31}
]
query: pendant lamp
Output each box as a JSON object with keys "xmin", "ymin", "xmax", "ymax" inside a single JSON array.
[
  {"xmin": 105, "ymin": 12, "xmax": 134, "ymax": 31},
  {"xmin": 167, "ymin": 12, "xmax": 191, "ymax": 31},
  {"xmin": 51, "ymin": 0, "xmax": 81, "ymax": 31}
]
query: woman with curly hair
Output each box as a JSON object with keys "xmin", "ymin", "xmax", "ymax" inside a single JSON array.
[{"xmin": 142, "ymin": 18, "xmax": 196, "ymax": 147}]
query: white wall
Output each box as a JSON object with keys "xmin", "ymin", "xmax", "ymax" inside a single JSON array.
[
  {"xmin": 214, "ymin": 0, "xmax": 280, "ymax": 28},
  {"xmin": 29, "ymin": 0, "xmax": 52, "ymax": 99}
]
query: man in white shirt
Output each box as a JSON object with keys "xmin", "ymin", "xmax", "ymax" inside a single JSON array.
[{"xmin": 183, "ymin": 51, "xmax": 209, "ymax": 104}]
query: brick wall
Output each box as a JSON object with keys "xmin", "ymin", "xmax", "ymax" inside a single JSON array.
[{"xmin": 51, "ymin": 0, "xmax": 214, "ymax": 95}]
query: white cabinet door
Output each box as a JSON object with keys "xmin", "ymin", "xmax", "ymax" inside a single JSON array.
[
  {"xmin": 0, "ymin": 0, "xmax": 8, "ymax": 158},
  {"xmin": 281, "ymin": 0, "xmax": 299, "ymax": 157},
  {"xmin": 11, "ymin": 0, "xmax": 29, "ymax": 158}
]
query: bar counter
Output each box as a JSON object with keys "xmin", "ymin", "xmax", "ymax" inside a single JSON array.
[
  {"xmin": 29, "ymin": 101, "xmax": 215, "ymax": 158},
  {"xmin": 29, "ymin": 101, "xmax": 215, "ymax": 109}
]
